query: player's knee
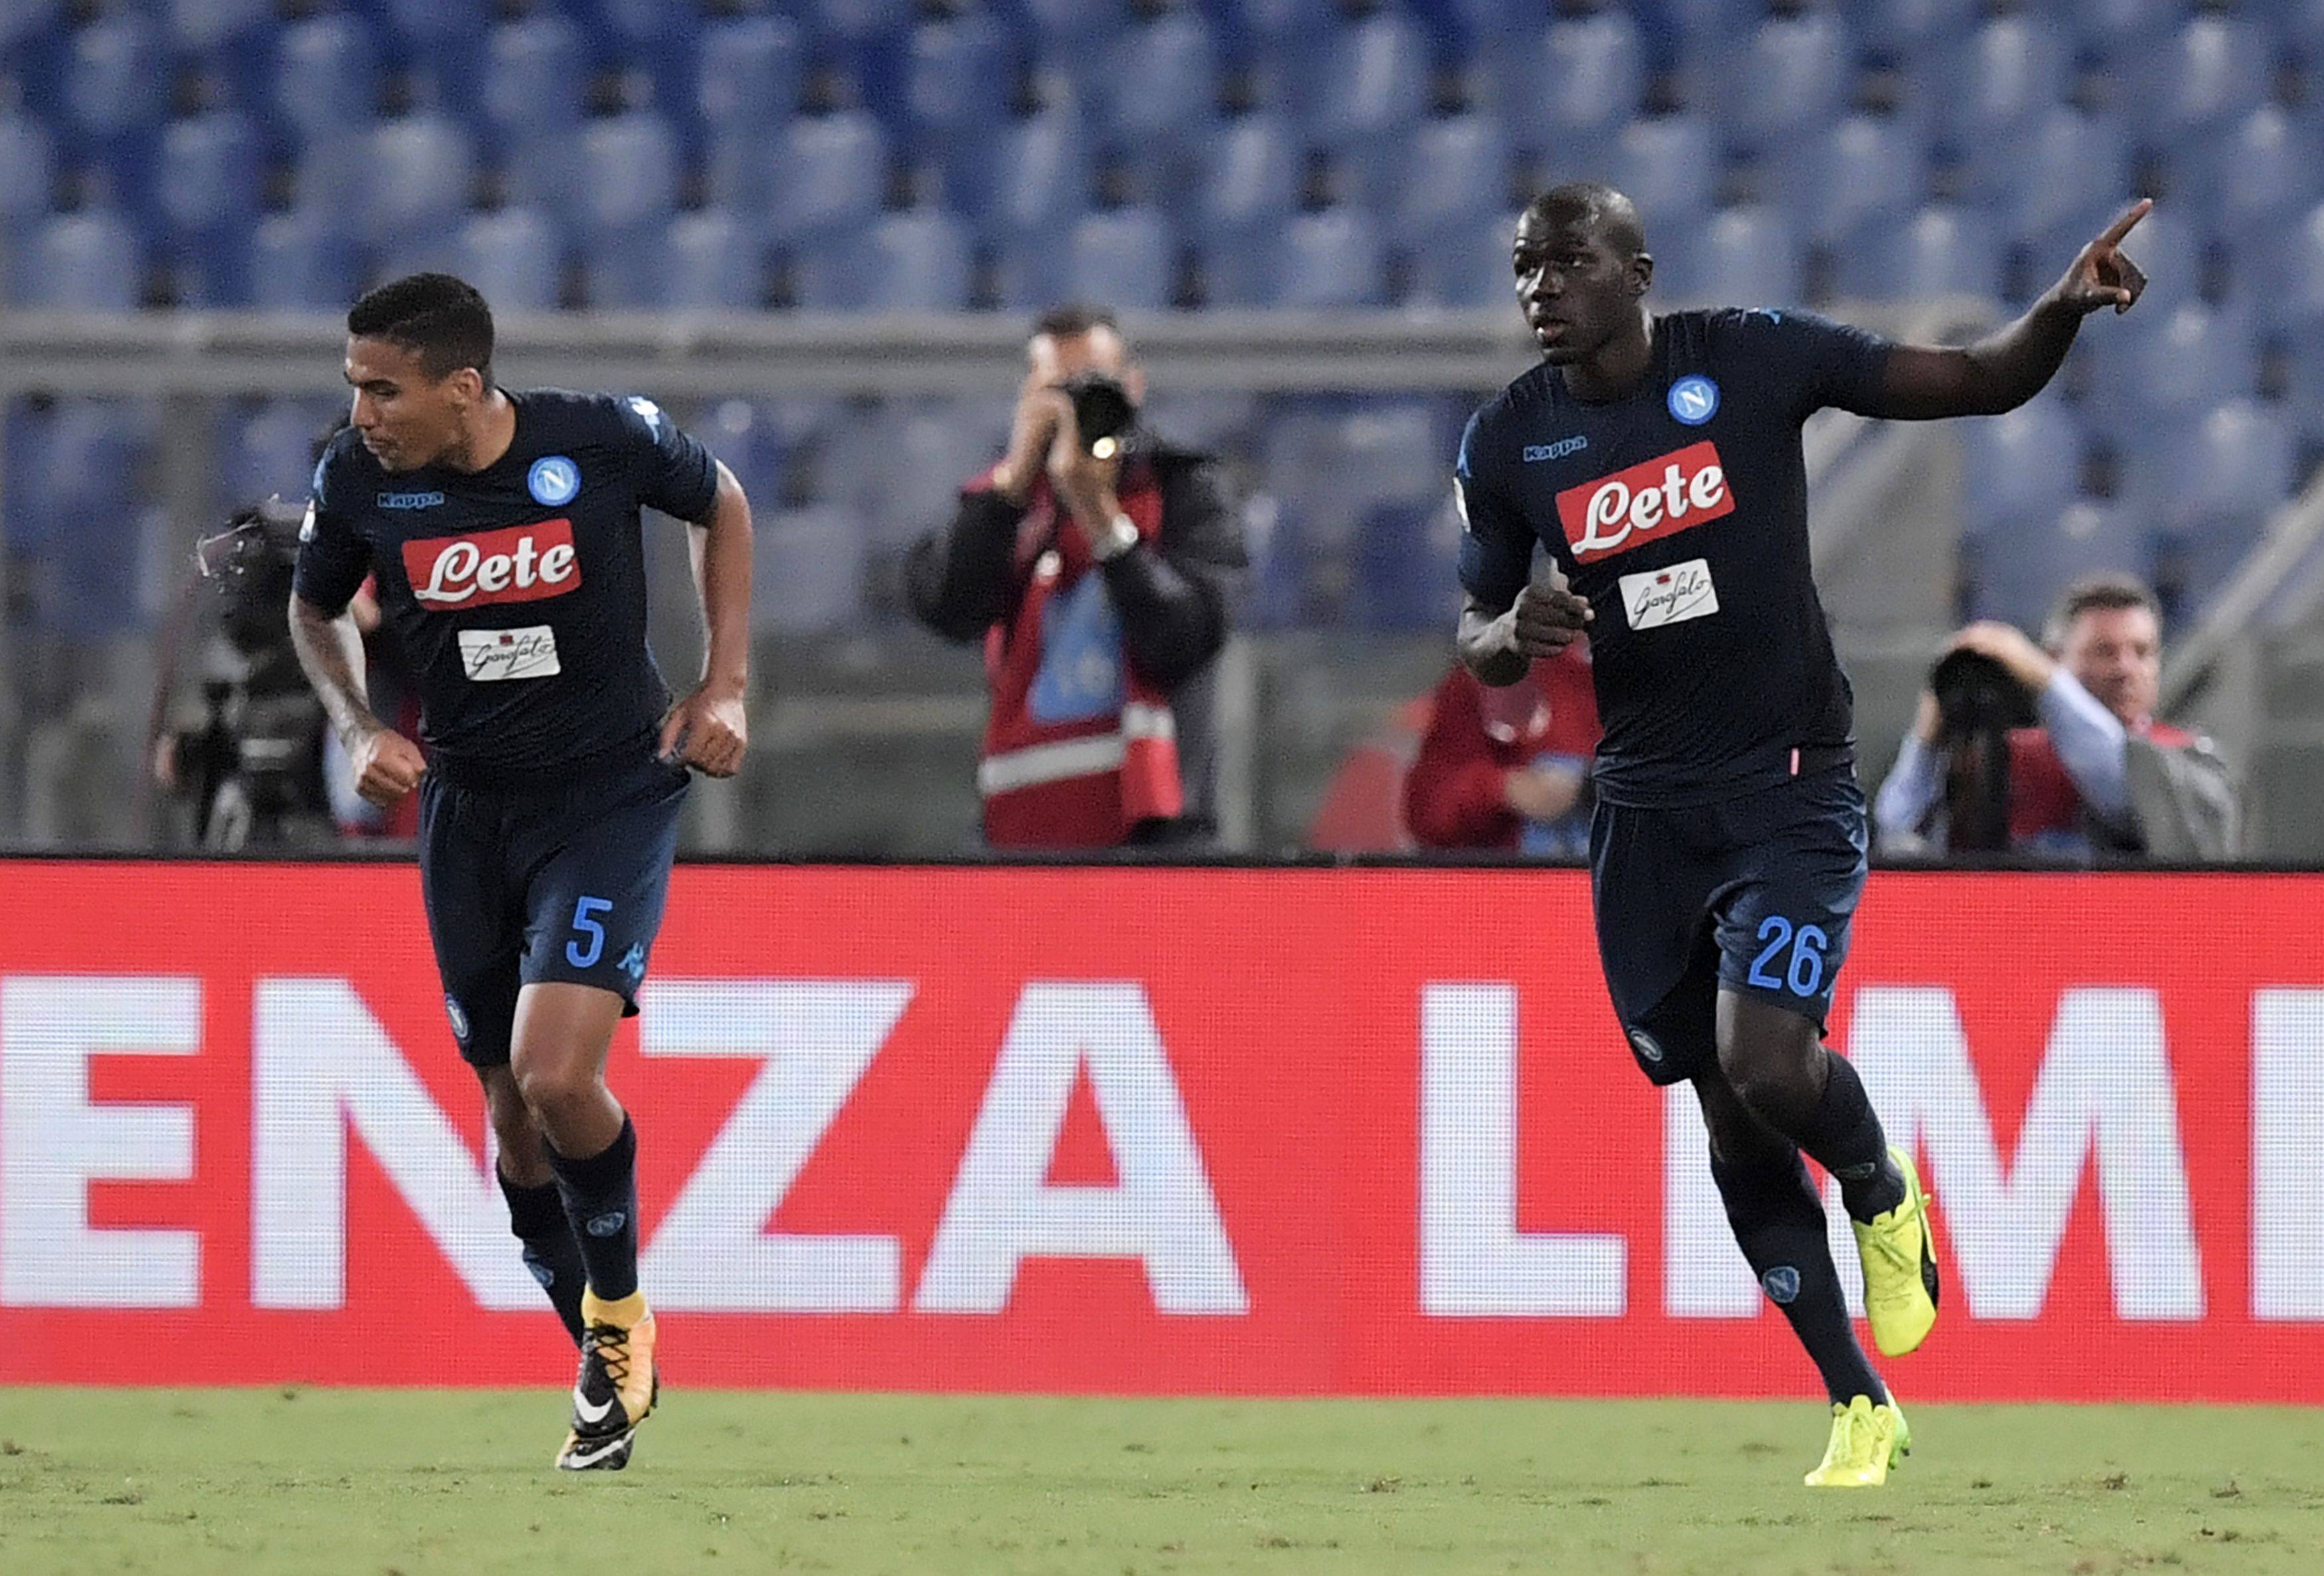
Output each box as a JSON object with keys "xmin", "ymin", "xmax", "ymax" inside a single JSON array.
[
  {"xmin": 510, "ymin": 1047, "xmax": 601, "ymax": 1130},
  {"xmin": 1715, "ymin": 1034, "xmax": 1822, "ymax": 1130}
]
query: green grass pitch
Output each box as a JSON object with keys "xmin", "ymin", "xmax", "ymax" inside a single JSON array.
[{"xmin": 3, "ymin": 1389, "xmax": 2322, "ymax": 1575}]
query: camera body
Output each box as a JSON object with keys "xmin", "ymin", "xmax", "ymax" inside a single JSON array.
[{"xmin": 1927, "ymin": 648, "xmax": 2036, "ymax": 851}]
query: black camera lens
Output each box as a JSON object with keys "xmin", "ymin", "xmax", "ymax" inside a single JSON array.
[{"xmin": 1058, "ymin": 371, "xmax": 1135, "ymax": 455}]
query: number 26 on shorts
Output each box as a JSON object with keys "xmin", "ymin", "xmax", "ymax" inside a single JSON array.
[{"xmin": 1746, "ymin": 915, "xmax": 1828, "ymax": 998}]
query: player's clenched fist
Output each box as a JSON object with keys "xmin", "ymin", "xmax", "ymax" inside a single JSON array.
[
  {"xmin": 658, "ymin": 682, "xmax": 748, "ymax": 778},
  {"xmin": 1509, "ymin": 578, "xmax": 1594, "ymax": 657},
  {"xmin": 348, "ymin": 723, "xmax": 426, "ymax": 807}
]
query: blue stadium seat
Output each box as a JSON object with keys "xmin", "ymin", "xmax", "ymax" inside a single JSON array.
[
  {"xmin": 2037, "ymin": 0, "xmax": 2190, "ymax": 53},
  {"xmin": 1971, "ymin": 499, "xmax": 2155, "ymax": 631},
  {"xmin": 1019, "ymin": 0, "xmax": 1132, "ymax": 71},
  {"xmin": 1142, "ymin": 389, "xmax": 1263, "ymax": 455},
  {"xmin": 1661, "ymin": 205, "xmax": 1803, "ymax": 309},
  {"xmin": 382, "ymin": 0, "xmax": 487, "ymax": 110},
  {"xmin": 1272, "ymin": 206, "xmax": 1386, "ymax": 309},
  {"xmin": 2214, "ymin": 106, "xmax": 2324, "ymax": 251},
  {"xmin": 168, "ymin": 0, "xmax": 271, "ymax": 56},
  {"xmin": 699, "ymin": 15, "xmax": 803, "ymax": 136},
  {"xmin": 1839, "ymin": 203, "xmax": 2003, "ymax": 302},
  {"xmin": 1066, "ymin": 206, "xmax": 1177, "ymax": 312},
  {"xmin": 157, "ymin": 110, "xmax": 261, "ymax": 236},
  {"xmin": 979, "ymin": 107, "xmax": 1086, "ymax": 250},
  {"xmin": 1724, "ymin": 10, "xmax": 1849, "ymax": 153},
  {"xmin": 1860, "ymin": 0, "xmax": 1981, "ymax": 60},
  {"xmin": 2149, "ymin": 15, "xmax": 2270, "ymax": 137},
  {"xmin": 905, "ymin": 7, "xmax": 1011, "ymax": 144},
  {"xmin": 0, "ymin": 0, "xmax": 63, "ymax": 56},
  {"xmin": 578, "ymin": 223, "xmax": 661, "ymax": 309},
  {"xmin": 814, "ymin": 0, "xmax": 915, "ymax": 46},
  {"xmin": 355, "ymin": 115, "xmax": 474, "ymax": 247},
  {"xmin": 663, "ymin": 211, "xmax": 767, "ymax": 310},
  {"xmin": 1611, "ymin": 115, "xmax": 1718, "ymax": 238},
  {"xmin": 695, "ymin": 398, "xmax": 788, "ymax": 517},
  {"xmin": 2157, "ymin": 399, "xmax": 2295, "ymax": 603},
  {"xmin": 14, "ymin": 209, "xmax": 141, "ymax": 308},
  {"xmin": 2088, "ymin": 301, "xmax": 2258, "ymax": 446},
  {"xmin": 484, "ymin": 15, "xmax": 586, "ymax": 147},
  {"xmin": 222, "ymin": 400, "xmax": 341, "ymax": 507},
  {"xmin": 859, "ymin": 399, "xmax": 1009, "ymax": 548},
  {"xmin": 1305, "ymin": 10, "xmax": 1429, "ymax": 153},
  {"xmin": 18, "ymin": 398, "xmax": 153, "ymax": 636},
  {"xmin": 580, "ymin": 112, "xmax": 679, "ymax": 236},
  {"xmin": 770, "ymin": 110, "xmax": 889, "ymax": 245},
  {"xmin": 1776, "ymin": 114, "xmax": 1928, "ymax": 247},
  {"xmin": 1408, "ymin": 208, "xmax": 1519, "ymax": 311},
  {"xmin": 1195, "ymin": 114, "xmax": 1297, "ymax": 250},
  {"xmin": 1961, "ymin": 394, "xmax": 2084, "ymax": 539},
  {"xmin": 754, "ymin": 505, "xmax": 865, "ymax": 634},
  {"xmin": 799, "ymin": 209, "xmax": 973, "ymax": 313},
  {"xmin": 2273, "ymin": 201, "xmax": 2324, "ymax": 334},
  {"xmin": 1099, "ymin": 10, "xmax": 1220, "ymax": 152},
  {"xmin": 274, "ymin": 16, "xmax": 382, "ymax": 147},
  {"xmin": 459, "ymin": 208, "xmax": 562, "ymax": 311},
  {"xmin": 1976, "ymin": 107, "xmax": 2132, "ymax": 243},
  {"xmin": 247, "ymin": 210, "xmax": 359, "ymax": 309},
  {"xmin": 1939, "ymin": 13, "xmax": 2069, "ymax": 146},
  {"xmin": 0, "ymin": 107, "xmax": 54, "ymax": 224},
  {"xmin": 1511, "ymin": 11, "xmax": 1645, "ymax": 166},
  {"xmin": 64, "ymin": 14, "xmax": 165, "ymax": 141},
  {"xmin": 1390, "ymin": 112, "xmax": 1509, "ymax": 250}
]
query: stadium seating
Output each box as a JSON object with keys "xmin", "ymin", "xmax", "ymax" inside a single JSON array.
[{"xmin": 0, "ymin": 0, "xmax": 2318, "ymax": 640}]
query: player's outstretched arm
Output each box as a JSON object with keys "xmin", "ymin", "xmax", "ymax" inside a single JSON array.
[
  {"xmin": 1868, "ymin": 197, "xmax": 2152, "ymax": 421},
  {"xmin": 659, "ymin": 460, "xmax": 753, "ymax": 778},
  {"xmin": 1457, "ymin": 578, "xmax": 1592, "ymax": 688},
  {"xmin": 288, "ymin": 590, "xmax": 423, "ymax": 806}
]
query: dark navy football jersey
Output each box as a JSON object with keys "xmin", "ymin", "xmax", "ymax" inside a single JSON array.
[
  {"xmin": 292, "ymin": 388, "xmax": 720, "ymax": 784},
  {"xmin": 1456, "ymin": 308, "xmax": 1894, "ymax": 808}
]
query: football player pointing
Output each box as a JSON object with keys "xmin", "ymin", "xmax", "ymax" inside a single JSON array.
[
  {"xmin": 1455, "ymin": 187, "xmax": 2147, "ymax": 1486},
  {"xmin": 290, "ymin": 274, "xmax": 754, "ymax": 1471}
]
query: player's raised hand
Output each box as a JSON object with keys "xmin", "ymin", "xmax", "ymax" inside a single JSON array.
[
  {"xmin": 348, "ymin": 723, "xmax": 425, "ymax": 807},
  {"xmin": 658, "ymin": 682, "xmax": 747, "ymax": 778},
  {"xmin": 1509, "ymin": 576, "xmax": 1594, "ymax": 658},
  {"xmin": 2050, "ymin": 197, "xmax": 2151, "ymax": 317}
]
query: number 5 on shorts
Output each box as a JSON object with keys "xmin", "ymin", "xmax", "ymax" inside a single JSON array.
[
  {"xmin": 566, "ymin": 895, "xmax": 614, "ymax": 968},
  {"xmin": 1746, "ymin": 915, "xmax": 1829, "ymax": 998}
]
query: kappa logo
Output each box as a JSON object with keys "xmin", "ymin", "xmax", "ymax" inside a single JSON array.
[
  {"xmin": 1554, "ymin": 440, "xmax": 1734, "ymax": 563},
  {"xmin": 1523, "ymin": 435, "xmax": 1589, "ymax": 464},
  {"xmin": 618, "ymin": 942, "xmax": 647, "ymax": 980},
  {"xmin": 627, "ymin": 395, "xmax": 665, "ymax": 437},
  {"xmin": 444, "ymin": 995, "xmax": 469, "ymax": 1041},
  {"xmin": 402, "ymin": 519, "xmax": 580, "ymax": 610},
  {"xmin": 378, "ymin": 490, "xmax": 445, "ymax": 510}
]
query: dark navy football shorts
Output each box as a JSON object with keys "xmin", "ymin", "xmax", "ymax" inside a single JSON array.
[
  {"xmin": 1588, "ymin": 765, "xmax": 1868, "ymax": 1086},
  {"xmin": 418, "ymin": 751, "xmax": 689, "ymax": 1067}
]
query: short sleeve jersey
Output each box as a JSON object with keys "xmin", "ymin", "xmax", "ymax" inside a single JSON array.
[
  {"xmin": 1455, "ymin": 308, "xmax": 1894, "ymax": 808},
  {"xmin": 293, "ymin": 389, "xmax": 720, "ymax": 783}
]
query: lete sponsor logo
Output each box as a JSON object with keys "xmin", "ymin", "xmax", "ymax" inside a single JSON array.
[
  {"xmin": 401, "ymin": 519, "xmax": 580, "ymax": 610},
  {"xmin": 1555, "ymin": 440, "xmax": 1733, "ymax": 563}
]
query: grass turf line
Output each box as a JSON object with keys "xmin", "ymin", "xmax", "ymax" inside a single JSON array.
[{"xmin": 2, "ymin": 1391, "xmax": 2321, "ymax": 1575}]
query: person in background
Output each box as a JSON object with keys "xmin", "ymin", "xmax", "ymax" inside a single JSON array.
[
  {"xmin": 905, "ymin": 306, "xmax": 1246, "ymax": 849},
  {"xmin": 1404, "ymin": 642, "xmax": 1599, "ymax": 854},
  {"xmin": 1874, "ymin": 574, "xmax": 2239, "ymax": 859}
]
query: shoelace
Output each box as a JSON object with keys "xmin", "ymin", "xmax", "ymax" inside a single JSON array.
[
  {"xmin": 584, "ymin": 1322, "xmax": 632, "ymax": 1394},
  {"xmin": 1861, "ymin": 1203, "xmax": 1923, "ymax": 1312},
  {"xmin": 1825, "ymin": 1405, "xmax": 1872, "ymax": 1470}
]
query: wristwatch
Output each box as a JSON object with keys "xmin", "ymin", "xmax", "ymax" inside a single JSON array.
[{"xmin": 1089, "ymin": 511, "xmax": 1140, "ymax": 563}]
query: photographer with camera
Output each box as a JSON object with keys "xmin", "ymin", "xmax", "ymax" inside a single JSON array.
[
  {"xmin": 906, "ymin": 306, "xmax": 1246, "ymax": 849},
  {"xmin": 1872, "ymin": 575, "xmax": 2238, "ymax": 859}
]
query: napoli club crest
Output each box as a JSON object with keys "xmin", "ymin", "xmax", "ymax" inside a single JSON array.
[
  {"xmin": 1667, "ymin": 375, "xmax": 1719, "ymax": 426},
  {"xmin": 527, "ymin": 454, "xmax": 581, "ymax": 507}
]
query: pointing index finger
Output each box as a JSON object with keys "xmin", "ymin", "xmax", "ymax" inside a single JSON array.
[{"xmin": 2098, "ymin": 197, "xmax": 2153, "ymax": 248}]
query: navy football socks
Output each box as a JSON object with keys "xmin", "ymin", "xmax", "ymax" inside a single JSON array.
[
  {"xmin": 1791, "ymin": 1053, "xmax": 1907, "ymax": 1223},
  {"xmin": 1711, "ymin": 1148, "xmax": 1887, "ymax": 1407},
  {"xmin": 498, "ymin": 1166, "xmax": 587, "ymax": 1346},
  {"xmin": 547, "ymin": 1114, "xmax": 642, "ymax": 1304}
]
